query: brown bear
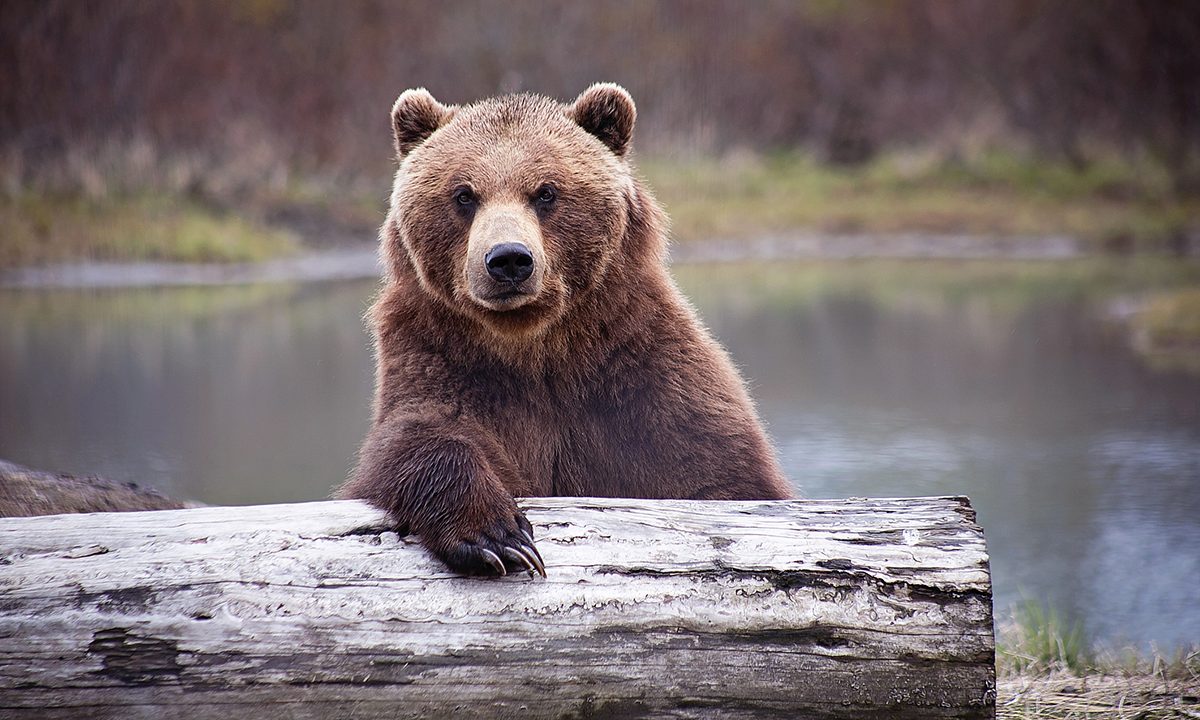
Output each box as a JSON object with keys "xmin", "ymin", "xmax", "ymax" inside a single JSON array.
[{"xmin": 337, "ymin": 83, "xmax": 791, "ymax": 577}]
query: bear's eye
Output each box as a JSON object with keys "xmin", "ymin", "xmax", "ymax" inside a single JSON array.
[
  {"xmin": 453, "ymin": 186, "xmax": 476, "ymax": 207},
  {"xmin": 534, "ymin": 184, "xmax": 557, "ymax": 206}
]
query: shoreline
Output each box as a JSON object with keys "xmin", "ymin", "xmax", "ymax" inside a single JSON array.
[
  {"xmin": 1, "ymin": 232, "xmax": 1196, "ymax": 290},
  {"xmin": 670, "ymin": 232, "xmax": 1088, "ymax": 262},
  {"xmin": 0, "ymin": 246, "xmax": 383, "ymax": 290}
]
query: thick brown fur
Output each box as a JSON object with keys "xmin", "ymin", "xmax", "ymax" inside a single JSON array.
[{"xmin": 338, "ymin": 84, "xmax": 791, "ymax": 577}]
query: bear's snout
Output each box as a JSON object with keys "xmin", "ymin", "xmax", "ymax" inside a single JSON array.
[
  {"xmin": 485, "ymin": 243, "xmax": 535, "ymax": 284},
  {"xmin": 463, "ymin": 204, "xmax": 550, "ymax": 316}
]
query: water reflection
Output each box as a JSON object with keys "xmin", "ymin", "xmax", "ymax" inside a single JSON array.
[
  {"xmin": 0, "ymin": 282, "xmax": 376, "ymax": 504},
  {"xmin": 1, "ymin": 259, "xmax": 1198, "ymax": 649},
  {"xmin": 676, "ymin": 261, "xmax": 1200, "ymax": 650}
]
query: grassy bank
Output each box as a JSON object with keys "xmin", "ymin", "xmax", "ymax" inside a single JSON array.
[
  {"xmin": 996, "ymin": 602, "xmax": 1199, "ymax": 719},
  {"xmin": 2, "ymin": 152, "xmax": 1197, "ymax": 268},
  {"xmin": 642, "ymin": 151, "xmax": 1200, "ymax": 251},
  {"xmin": 0, "ymin": 194, "xmax": 299, "ymax": 268},
  {"xmin": 1127, "ymin": 289, "xmax": 1200, "ymax": 375}
]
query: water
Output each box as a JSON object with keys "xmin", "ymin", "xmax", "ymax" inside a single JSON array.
[{"xmin": 2, "ymin": 259, "xmax": 1199, "ymax": 650}]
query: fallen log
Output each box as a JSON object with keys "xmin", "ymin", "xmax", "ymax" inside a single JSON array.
[
  {"xmin": 0, "ymin": 496, "xmax": 995, "ymax": 718},
  {"xmin": 0, "ymin": 459, "xmax": 188, "ymax": 517}
]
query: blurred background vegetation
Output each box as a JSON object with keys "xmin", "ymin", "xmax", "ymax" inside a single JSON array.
[
  {"xmin": 2, "ymin": 5, "xmax": 1199, "ymax": 710},
  {"xmin": 2, "ymin": 0, "xmax": 1199, "ymax": 265}
]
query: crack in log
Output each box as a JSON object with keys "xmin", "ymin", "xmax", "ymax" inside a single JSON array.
[
  {"xmin": 74, "ymin": 585, "xmax": 161, "ymax": 613},
  {"xmin": 595, "ymin": 564, "xmax": 991, "ymax": 607},
  {"xmin": 87, "ymin": 628, "xmax": 183, "ymax": 685}
]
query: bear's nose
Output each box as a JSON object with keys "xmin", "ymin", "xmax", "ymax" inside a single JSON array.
[{"xmin": 485, "ymin": 243, "xmax": 534, "ymax": 283}]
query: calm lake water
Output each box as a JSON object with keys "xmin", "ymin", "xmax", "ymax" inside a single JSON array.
[{"xmin": 2, "ymin": 259, "xmax": 1199, "ymax": 650}]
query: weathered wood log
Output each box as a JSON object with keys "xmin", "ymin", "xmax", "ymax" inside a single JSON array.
[{"xmin": 0, "ymin": 496, "xmax": 995, "ymax": 719}]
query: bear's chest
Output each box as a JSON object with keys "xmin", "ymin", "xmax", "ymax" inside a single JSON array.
[{"xmin": 476, "ymin": 370, "xmax": 655, "ymax": 497}]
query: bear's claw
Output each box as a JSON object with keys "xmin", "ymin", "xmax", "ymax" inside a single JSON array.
[
  {"xmin": 434, "ymin": 514, "xmax": 546, "ymax": 578},
  {"xmin": 520, "ymin": 541, "xmax": 546, "ymax": 576},
  {"xmin": 512, "ymin": 514, "xmax": 545, "ymax": 573},
  {"xmin": 470, "ymin": 535, "xmax": 545, "ymax": 578},
  {"xmin": 479, "ymin": 547, "xmax": 507, "ymax": 576},
  {"xmin": 501, "ymin": 546, "xmax": 536, "ymax": 576}
]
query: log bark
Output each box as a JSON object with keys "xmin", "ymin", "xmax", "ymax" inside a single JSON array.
[{"xmin": 0, "ymin": 496, "xmax": 995, "ymax": 719}]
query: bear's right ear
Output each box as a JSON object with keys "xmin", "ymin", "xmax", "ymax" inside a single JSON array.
[{"xmin": 391, "ymin": 89, "xmax": 454, "ymax": 159}]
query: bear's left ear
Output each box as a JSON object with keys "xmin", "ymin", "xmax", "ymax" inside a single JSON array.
[
  {"xmin": 391, "ymin": 88, "xmax": 455, "ymax": 159},
  {"xmin": 570, "ymin": 83, "xmax": 636, "ymax": 157}
]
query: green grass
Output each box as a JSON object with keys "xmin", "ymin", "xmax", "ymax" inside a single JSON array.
[
  {"xmin": 0, "ymin": 194, "xmax": 299, "ymax": 268},
  {"xmin": 640, "ymin": 150, "xmax": 1200, "ymax": 251},
  {"xmin": 999, "ymin": 600, "xmax": 1092, "ymax": 674},
  {"xmin": 996, "ymin": 601, "xmax": 1199, "ymax": 719},
  {"xmin": 3, "ymin": 150, "xmax": 1196, "ymax": 268}
]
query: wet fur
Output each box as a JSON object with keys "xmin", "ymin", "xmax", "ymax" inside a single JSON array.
[{"xmin": 339, "ymin": 85, "xmax": 791, "ymax": 576}]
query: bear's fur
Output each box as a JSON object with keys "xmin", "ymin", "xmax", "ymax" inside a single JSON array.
[{"xmin": 338, "ymin": 84, "xmax": 791, "ymax": 576}]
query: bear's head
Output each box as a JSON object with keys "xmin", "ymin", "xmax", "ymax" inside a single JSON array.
[{"xmin": 382, "ymin": 84, "xmax": 662, "ymax": 339}]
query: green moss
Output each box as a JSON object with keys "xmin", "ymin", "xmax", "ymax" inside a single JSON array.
[{"xmin": 0, "ymin": 195, "xmax": 299, "ymax": 268}]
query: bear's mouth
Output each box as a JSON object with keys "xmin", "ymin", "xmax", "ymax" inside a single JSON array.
[
  {"xmin": 471, "ymin": 285, "xmax": 538, "ymax": 311},
  {"xmin": 492, "ymin": 287, "xmax": 526, "ymax": 300}
]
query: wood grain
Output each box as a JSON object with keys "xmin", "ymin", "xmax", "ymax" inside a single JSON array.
[{"xmin": 0, "ymin": 496, "xmax": 995, "ymax": 718}]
